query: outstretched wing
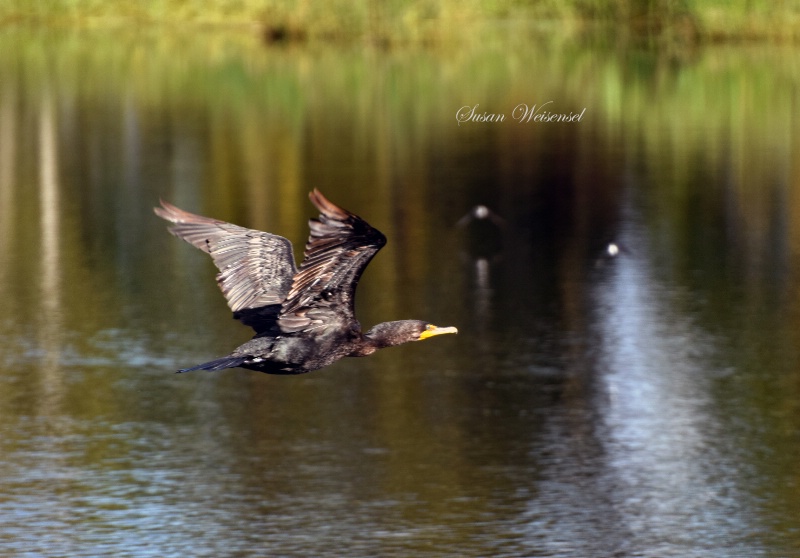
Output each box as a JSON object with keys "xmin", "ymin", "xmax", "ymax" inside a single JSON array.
[
  {"xmin": 278, "ymin": 190, "xmax": 386, "ymax": 333},
  {"xmin": 154, "ymin": 201, "xmax": 297, "ymax": 313}
]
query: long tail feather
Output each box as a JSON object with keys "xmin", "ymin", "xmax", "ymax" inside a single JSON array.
[{"xmin": 177, "ymin": 356, "xmax": 248, "ymax": 373}]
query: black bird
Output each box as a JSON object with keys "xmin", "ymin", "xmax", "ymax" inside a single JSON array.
[{"xmin": 155, "ymin": 190, "xmax": 457, "ymax": 374}]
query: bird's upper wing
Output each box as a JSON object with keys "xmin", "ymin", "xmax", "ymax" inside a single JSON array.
[
  {"xmin": 154, "ymin": 201, "xmax": 297, "ymax": 313},
  {"xmin": 278, "ymin": 189, "xmax": 386, "ymax": 333}
]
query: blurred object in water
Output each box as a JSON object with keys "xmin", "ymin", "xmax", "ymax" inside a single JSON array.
[
  {"xmin": 595, "ymin": 241, "xmax": 631, "ymax": 268},
  {"xmin": 457, "ymin": 204, "xmax": 505, "ymax": 259}
]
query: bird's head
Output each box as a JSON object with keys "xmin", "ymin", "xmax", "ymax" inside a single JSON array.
[{"xmin": 361, "ymin": 320, "xmax": 458, "ymax": 351}]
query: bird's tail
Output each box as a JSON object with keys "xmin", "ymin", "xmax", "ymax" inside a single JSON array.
[{"xmin": 177, "ymin": 356, "xmax": 248, "ymax": 373}]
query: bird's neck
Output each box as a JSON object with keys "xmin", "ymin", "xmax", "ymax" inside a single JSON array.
[
  {"xmin": 349, "ymin": 338, "xmax": 380, "ymax": 357},
  {"xmin": 349, "ymin": 321, "xmax": 411, "ymax": 357}
]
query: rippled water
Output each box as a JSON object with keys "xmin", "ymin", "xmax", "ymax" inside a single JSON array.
[{"xmin": 0, "ymin": 27, "xmax": 799, "ymax": 557}]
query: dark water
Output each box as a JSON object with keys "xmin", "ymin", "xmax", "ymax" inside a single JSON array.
[{"xmin": 1, "ymin": 27, "xmax": 799, "ymax": 557}]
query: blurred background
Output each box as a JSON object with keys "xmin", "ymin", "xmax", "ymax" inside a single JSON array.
[{"xmin": 1, "ymin": 1, "xmax": 800, "ymax": 556}]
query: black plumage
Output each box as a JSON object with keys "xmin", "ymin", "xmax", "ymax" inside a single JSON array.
[{"xmin": 155, "ymin": 190, "xmax": 457, "ymax": 374}]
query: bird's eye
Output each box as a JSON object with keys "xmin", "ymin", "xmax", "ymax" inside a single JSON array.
[{"xmin": 426, "ymin": 324, "xmax": 434, "ymax": 330}]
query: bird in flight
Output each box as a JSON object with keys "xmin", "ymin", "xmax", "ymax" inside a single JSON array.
[{"xmin": 154, "ymin": 190, "xmax": 457, "ymax": 374}]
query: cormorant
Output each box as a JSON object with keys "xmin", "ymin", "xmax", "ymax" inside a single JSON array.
[{"xmin": 155, "ymin": 190, "xmax": 457, "ymax": 374}]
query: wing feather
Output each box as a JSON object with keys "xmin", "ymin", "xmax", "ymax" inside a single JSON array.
[
  {"xmin": 154, "ymin": 201, "xmax": 297, "ymax": 313},
  {"xmin": 278, "ymin": 190, "xmax": 386, "ymax": 333}
]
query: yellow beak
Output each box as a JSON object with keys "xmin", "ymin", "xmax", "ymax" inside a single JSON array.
[{"xmin": 418, "ymin": 325, "xmax": 459, "ymax": 340}]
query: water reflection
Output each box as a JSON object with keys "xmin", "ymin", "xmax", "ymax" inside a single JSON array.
[
  {"xmin": 0, "ymin": 26, "xmax": 799, "ymax": 557},
  {"xmin": 38, "ymin": 91, "xmax": 65, "ymax": 411},
  {"xmin": 591, "ymin": 210, "xmax": 753, "ymax": 555}
]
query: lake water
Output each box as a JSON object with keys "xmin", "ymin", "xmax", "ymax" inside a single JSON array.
[{"xmin": 1, "ymin": 26, "xmax": 799, "ymax": 557}]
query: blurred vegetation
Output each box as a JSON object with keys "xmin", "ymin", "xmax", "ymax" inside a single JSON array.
[{"xmin": 1, "ymin": 0, "xmax": 800, "ymax": 43}]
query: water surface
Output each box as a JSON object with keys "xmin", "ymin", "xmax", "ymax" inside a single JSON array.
[{"xmin": 0, "ymin": 27, "xmax": 799, "ymax": 557}]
